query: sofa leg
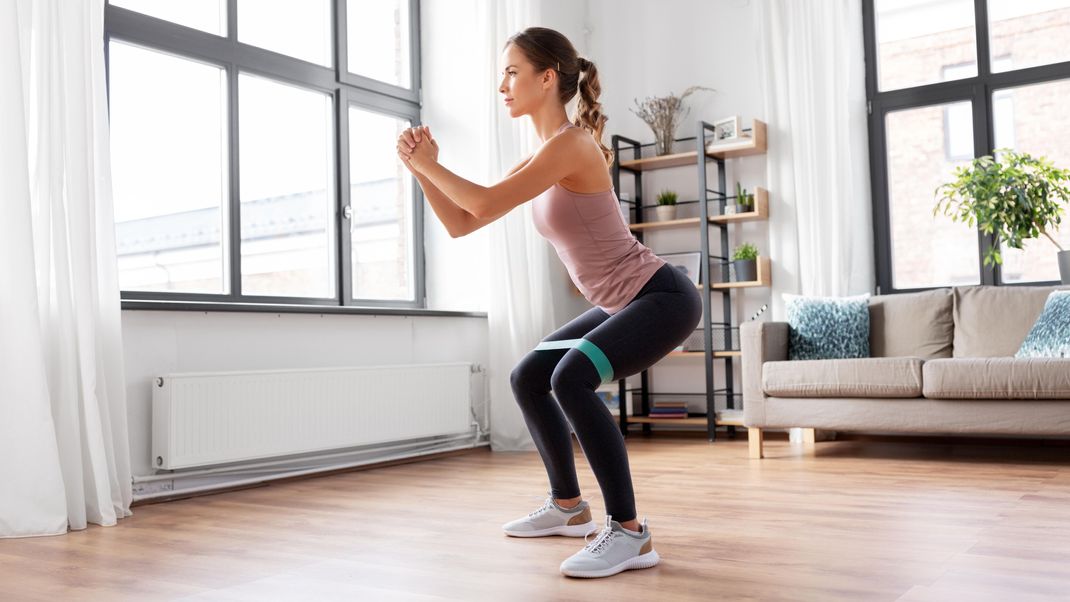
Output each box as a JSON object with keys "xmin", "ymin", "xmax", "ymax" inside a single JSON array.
[
  {"xmin": 748, "ymin": 428, "xmax": 763, "ymax": 459},
  {"xmin": 801, "ymin": 427, "xmax": 816, "ymax": 454}
]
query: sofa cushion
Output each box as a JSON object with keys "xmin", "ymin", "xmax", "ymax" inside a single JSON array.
[
  {"xmin": 923, "ymin": 357, "xmax": 1070, "ymax": 399},
  {"xmin": 953, "ymin": 285, "xmax": 1069, "ymax": 357},
  {"xmin": 869, "ymin": 288, "xmax": 953, "ymax": 359},
  {"xmin": 762, "ymin": 357, "xmax": 923, "ymax": 398},
  {"xmin": 783, "ymin": 293, "xmax": 870, "ymax": 360},
  {"xmin": 1017, "ymin": 291, "xmax": 1070, "ymax": 358}
]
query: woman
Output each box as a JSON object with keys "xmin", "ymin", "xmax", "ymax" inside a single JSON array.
[{"xmin": 397, "ymin": 27, "xmax": 702, "ymax": 579}]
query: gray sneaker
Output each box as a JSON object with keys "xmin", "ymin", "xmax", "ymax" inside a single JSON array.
[
  {"xmin": 559, "ymin": 515, "xmax": 660, "ymax": 578},
  {"xmin": 502, "ymin": 494, "xmax": 598, "ymax": 537}
]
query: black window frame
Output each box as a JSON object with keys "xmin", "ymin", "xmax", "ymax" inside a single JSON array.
[
  {"xmin": 863, "ymin": 0, "xmax": 1070, "ymax": 294},
  {"xmin": 105, "ymin": 0, "xmax": 427, "ymax": 312}
]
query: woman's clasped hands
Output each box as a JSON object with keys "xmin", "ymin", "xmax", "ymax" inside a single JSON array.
[{"xmin": 397, "ymin": 125, "xmax": 438, "ymax": 174}]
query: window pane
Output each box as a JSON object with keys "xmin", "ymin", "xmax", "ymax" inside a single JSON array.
[
  {"xmin": 237, "ymin": 0, "xmax": 332, "ymax": 67},
  {"xmin": 110, "ymin": 42, "xmax": 228, "ymax": 293},
  {"xmin": 989, "ymin": 0, "xmax": 1070, "ymax": 73},
  {"xmin": 993, "ymin": 78, "xmax": 1070, "ymax": 283},
  {"xmin": 347, "ymin": 0, "xmax": 411, "ymax": 89},
  {"xmin": 887, "ymin": 102, "xmax": 981, "ymax": 288},
  {"xmin": 239, "ymin": 74, "xmax": 335, "ymax": 298},
  {"xmin": 875, "ymin": 0, "xmax": 977, "ymax": 91},
  {"xmin": 348, "ymin": 107, "xmax": 414, "ymax": 301},
  {"xmin": 109, "ymin": 0, "xmax": 225, "ymax": 36}
]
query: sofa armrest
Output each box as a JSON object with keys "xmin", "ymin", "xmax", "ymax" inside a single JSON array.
[{"xmin": 740, "ymin": 321, "xmax": 789, "ymax": 427}]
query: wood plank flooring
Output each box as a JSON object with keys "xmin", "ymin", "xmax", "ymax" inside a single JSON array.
[{"xmin": 3, "ymin": 432, "xmax": 1070, "ymax": 601}]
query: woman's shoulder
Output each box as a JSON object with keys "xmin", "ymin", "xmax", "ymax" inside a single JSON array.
[{"xmin": 554, "ymin": 126, "xmax": 606, "ymax": 164}]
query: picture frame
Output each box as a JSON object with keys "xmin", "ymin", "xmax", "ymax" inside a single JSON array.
[
  {"xmin": 657, "ymin": 252, "xmax": 701, "ymax": 285},
  {"xmin": 711, "ymin": 115, "xmax": 740, "ymax": 142}
]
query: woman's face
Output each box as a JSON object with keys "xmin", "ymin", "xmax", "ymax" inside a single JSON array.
[{"xmin": 498, "ymin": 44, "xmax": 551, "ymax": 118}]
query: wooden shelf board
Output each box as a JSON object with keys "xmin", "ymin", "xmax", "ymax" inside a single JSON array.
[
  {"xmin": 706, "ymin": 120, "xmax": 767, "ymax": 158},
  {"xmin": 628, "ymin": 417, "xmax": 709, "ymax": 425},
  {"xmin": 629, "ymin": 216, "xmax": 711, "ymax": 231},
  {"xmin": 710, "ymin": 187, "xmax": 769, "ymax": 223},
  {"xmin": 709, "ymin": 256, "xmax": 771, "ymax": 289},
  {"xmin": 666, "ymin": 350, "xmax": 741, "ymax": 358},
  {"xmin": 620, "ymin": 151, "xmax": 706, "ymax": 171},
  {"xmin": 624, "ymin": 410, "xmax": 745, "ymax": 427},
  {"xmin": 618, "ymin": 120, "xmax": 767, "ymax": 172}
]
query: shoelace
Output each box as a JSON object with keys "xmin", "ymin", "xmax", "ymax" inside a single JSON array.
[
  {"xmin": 527, "ymin": 497, "xmax": 555, "ymax": 518},
  {"xmin": 583, "ymin": 517, "xmax": 618, "ymax": 555}
]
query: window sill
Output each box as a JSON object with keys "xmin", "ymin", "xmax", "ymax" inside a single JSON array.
[{"xmin": 120, "ymin": 299, "xmax": 487, "ymax": 319}]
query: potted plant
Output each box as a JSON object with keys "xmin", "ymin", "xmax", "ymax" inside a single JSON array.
[
  {"xmin": 934, "ymin": 149, "xmax": 1070, "ymax": 283},
  {"xmin": 732, "ymin": 242, "xmax": 759, "ymax": 282},
  {"xmin": 629, "ymin": 86, "xmax": 715, "ymax": 156},
  {"xmin": 655, "ymin": 189, "xmax": 678, "ymax": 221},
  {"xmin": 735, "ymin": 181, "xmax": 754, "ymax": 213}
]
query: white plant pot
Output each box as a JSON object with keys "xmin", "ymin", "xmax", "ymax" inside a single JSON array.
[{"xmin": 655, "ymin": 205, "xmax": 677, "ymax": 221}]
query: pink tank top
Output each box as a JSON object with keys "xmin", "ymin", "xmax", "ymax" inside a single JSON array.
[{"xmin": 532, "ymin": 122, "xmax": 667, "ymax": 315}]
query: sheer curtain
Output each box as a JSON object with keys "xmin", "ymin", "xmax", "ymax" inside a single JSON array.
[
  {"xmin": 0, "ymin": 0, "xmax": 133, "ymax": 538},
  {"xmin": 756, "ymin": 0, "xmax": 875, "ymax": 320},
  {"xmin": 479, "ymin": 0, "xmax": 560, "ymax": 452}
]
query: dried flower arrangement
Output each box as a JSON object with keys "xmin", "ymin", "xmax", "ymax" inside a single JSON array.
[{"xmin": 628, "ymin": 86, "xmax": 715, "ymax": 156}]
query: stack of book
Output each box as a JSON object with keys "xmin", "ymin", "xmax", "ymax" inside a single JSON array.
[{"xmin": 649, "ymin": 401, "xmax": 688, "ymax": 419}]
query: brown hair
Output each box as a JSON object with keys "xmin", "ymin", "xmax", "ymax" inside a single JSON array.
[{"xmin": 504, "ymin": 27, "xmax": 613, "ymax": 167}]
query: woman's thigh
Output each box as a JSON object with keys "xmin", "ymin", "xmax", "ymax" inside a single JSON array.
[
  {"xmin": 511, "ymin": 307, "xmax": 612, "ymax": 388},
  {"xmin": 581, "ymin": 274, "xmax": 702, "ymax": 382}
]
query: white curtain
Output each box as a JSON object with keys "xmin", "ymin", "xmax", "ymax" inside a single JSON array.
[
  {"xmin": 479, "ymin": 0, "xmax": 560, "ymax": 452},
  {"xmin": 0, "ymin": 0, "xmax": 133, "ymax": 538},
  {"xmin": 756, "ymin": 0, "xmax": 875, "ymax": 320}
]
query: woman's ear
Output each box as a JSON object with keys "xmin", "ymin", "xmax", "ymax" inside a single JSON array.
[{"xmin": 541, "ymin": 68, "xmax": 556, "ymax": 90}]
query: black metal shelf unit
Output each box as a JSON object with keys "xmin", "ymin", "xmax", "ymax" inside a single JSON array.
[{"xmin": 609, "ymin": 120, "xmax": 765, "ymax": 442}]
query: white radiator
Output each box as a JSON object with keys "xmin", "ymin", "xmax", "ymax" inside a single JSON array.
[{"xmin": 151, "ymin": 362, "xmax": 475, "ymax": 470}]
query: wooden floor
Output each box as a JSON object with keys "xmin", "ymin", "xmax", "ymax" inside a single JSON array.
[{"xmin": 3, "ymin": 432, "xmax": 1070, "ymax": 601}]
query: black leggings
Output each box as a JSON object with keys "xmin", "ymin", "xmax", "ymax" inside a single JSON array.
[{"xmin": 509, "ymin": 262, "xmax": 703, "ymax": 523}]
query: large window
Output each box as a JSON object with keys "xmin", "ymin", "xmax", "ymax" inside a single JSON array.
[
  {"xmin": 106, "ymin": 0, "xmax": 423, "ymax": 308},
  {"xmin": 864, "ymin": 0, "xmax": 1070, "ymax": 292}
]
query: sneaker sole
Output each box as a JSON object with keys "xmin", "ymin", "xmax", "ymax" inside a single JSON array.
[
  {"xmin": 503, "ymin": 521, "xmax": 598, "ymax": 538},
  {"xmin": 560, "ymin": 549, "xmax": 660, "ymax": 578}
]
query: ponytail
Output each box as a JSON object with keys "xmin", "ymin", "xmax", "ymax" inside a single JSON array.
[{"xmin": 573, "ymin": 57, "xmax": 613, "ymax": 167}]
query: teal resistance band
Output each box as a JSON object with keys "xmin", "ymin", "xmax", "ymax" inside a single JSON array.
[{"xmin": 533, "ymin": 338, "xmax": 614, "ymax": 384}]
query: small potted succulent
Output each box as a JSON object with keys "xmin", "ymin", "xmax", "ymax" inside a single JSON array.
[
  {"xmin": 732, "ymin": 242, "xmax": 759, "ymax": 282},
  {"xmin": 655, "ymin": 189, "xmax": 678, "ymax": 221},
  {"xmin": 935, "ymin": 149, "xmax": 1070, "ymax": 283},
  {"xmin": 735, "ymin": 181, "xmax": 755, "ymax": 213}
]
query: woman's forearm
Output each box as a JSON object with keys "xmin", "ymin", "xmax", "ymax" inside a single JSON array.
[
  {"xmin": 420, "ymin": 162, "xmax": 491, "ymax": 218},
  {"xmin": 414, "ymin": 172, "xmax": 475, "ymax": 238}
]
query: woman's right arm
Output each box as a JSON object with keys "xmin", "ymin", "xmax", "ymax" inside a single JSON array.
[{"xmin": 416, "ymin": 153, "xmax": 532, "ymax": 238}]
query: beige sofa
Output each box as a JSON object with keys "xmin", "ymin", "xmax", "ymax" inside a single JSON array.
[{"xmin": 741, "ymin": 285, "xmax": 1070, "ymax": 459}]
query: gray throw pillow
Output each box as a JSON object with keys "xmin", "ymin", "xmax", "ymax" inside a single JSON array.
[
  {"xmin": 783, "ymin": 293, "xmax": 871, "ymax": 360},
  {"xmin": 1016, "ymin": 291, "xmax": 1070, "ymax": 358}
]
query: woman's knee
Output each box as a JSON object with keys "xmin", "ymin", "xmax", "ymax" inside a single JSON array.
[
  {"xmin": 510, "ymin": 352, "xmax": 552, "ymax": 395},
  {"xmin": 549, "ymin": 352, "xmax": 600, "ymax": 400}
]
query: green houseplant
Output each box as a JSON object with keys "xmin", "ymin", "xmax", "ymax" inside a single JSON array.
[
  {"xmin": 934, "ymin": 149, "xmax": 1070, "ymax": 283},
  {"xmin": 732, "ymin": 242, "xmax": 759, "ymax": 282},
  {"xmin": 655, "ymin": 189, "xmax": 678, "ymax": 221},
  {"xmin": 735, "ymin": 181, "xmax": 754, "ymax": 213}
]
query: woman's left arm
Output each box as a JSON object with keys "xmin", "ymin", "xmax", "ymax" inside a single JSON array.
[{"xmin": 413, "ymin": 134, "xmax": 578, "ymax": 219}]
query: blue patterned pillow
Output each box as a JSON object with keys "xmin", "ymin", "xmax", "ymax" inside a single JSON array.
[
  {"xmin": 1016, "ymin": 291, "xmax": 1070, "ymax": 358},
  {"xmin": 783, "ymin": 293, "xmax": 871, "ymax": 360}
]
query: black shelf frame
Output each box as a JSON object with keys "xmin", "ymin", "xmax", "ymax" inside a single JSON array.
[{"xmin": 609, "ymin": 120, "xmax": 744, "ymax": 442}]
